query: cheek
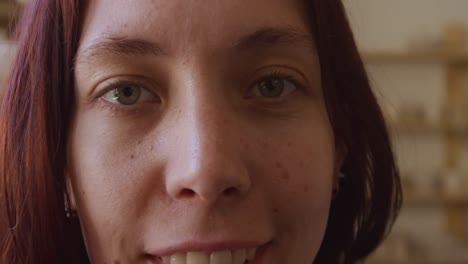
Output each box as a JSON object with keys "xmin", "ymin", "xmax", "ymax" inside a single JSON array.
[
  {"xmin": 266, "ymin": 141, "xmax": 334, "ymax": 217},
  {"xmin": 69, "ymin": 111, "xmax": 159, "ymax": 210},
  {"xmin": 68, "ymin": 114, "xmax": 154, "ymax": 259},
  {"xmin": 259, "ymin": 122, "xmax": 335, "ymax": 200},
  {"xmin": 259, "ymin": 127, "xmax": 335, "ymax": 255}
]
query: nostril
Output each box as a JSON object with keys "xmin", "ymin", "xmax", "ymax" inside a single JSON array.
[
  {"xmin": 144, "ymin": 254, "xmax": 162, "ymax": 263},
  {"xmin": 180, "ymin": 188, "xmax": 196, "ymax": 198},
  {"xmin": 223, "ymin": 186, "xmax": 238, "ymax": 196}
]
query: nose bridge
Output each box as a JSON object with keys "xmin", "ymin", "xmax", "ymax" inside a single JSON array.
[
  {"xmin": 183, "ymin": 70, "xmax": 230, "ymax": 160},
  {"xmin": 186, "ymin": 92, "xmax": 230, "ymax": 171},
  {"xmin": 165, "ymin": 70, "xmax": 250, "ymax": 203}
]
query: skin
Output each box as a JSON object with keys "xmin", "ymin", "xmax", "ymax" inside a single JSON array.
[{"xmin": 68, "ymin": 0, "xmax": 342, "ymax": 263}]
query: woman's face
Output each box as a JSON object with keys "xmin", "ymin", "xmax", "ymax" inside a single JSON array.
[{"xmin": 69, "ymin": 0, "xmax": 340, "ymax": 263}]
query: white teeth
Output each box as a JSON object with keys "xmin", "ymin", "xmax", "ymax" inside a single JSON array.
[
  {"xmin": 246, "ymin": 248, "xmax": 256, "ymax": 261},
  {"xmin": 162, "ymin": 256, "xmax": 171, "ymax": 264},
  {"xmin": 210, "ymin": 250, "xmax": 232, "ymax": 264},
  {"xmin": 171, "ymin": 253, "xmax": 187, "ymax": 264},
  {"xmin": 232, "ymin": 249, "xmax": 246, "ymax": 264},
  {"xmin": 161, "ymin": 248, "xmax": 256, "ymax": 264},
  {"xmin": 187, "ymin": 252, "xmax": 209, "ymax": 264}
]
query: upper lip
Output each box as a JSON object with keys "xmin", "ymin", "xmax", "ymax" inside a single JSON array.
[{"xmin": 146, "ymin": 240, "xmax": 268, "ymax": 256}]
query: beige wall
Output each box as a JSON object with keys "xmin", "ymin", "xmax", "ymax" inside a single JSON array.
[{"xmin": 344, "ymin": 0, "xmax": 468, "ymax": 51}]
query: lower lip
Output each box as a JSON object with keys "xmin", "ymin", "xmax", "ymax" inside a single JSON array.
[{"xmin": 147, "ymin": 241, "xmax": 272, "ymax": 264}]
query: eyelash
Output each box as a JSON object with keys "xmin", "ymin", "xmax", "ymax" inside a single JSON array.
[
  {"xmin": 251, "ymin": 70, "xmax": 304, "ymax": 94},
  {"xmin": 92, "ymin": 78, "xmax": 152, "ymax": 101},
  {"xmin": 92, "ymin": 69, "xmax": 305, "ymax": 112},
  {"xmin": 90, "ymin": 78, "xmax": 159, "ymax": 114},
  {"xmin": 258, "ymin": 69, "xmax": 303, "ymax": 85}
]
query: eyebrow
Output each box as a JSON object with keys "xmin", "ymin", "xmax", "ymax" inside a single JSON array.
[
  {"xmin": 74, "ymin": 26, "xmax": 315, "ymax": 66},
  {"xmin": 75, "ymin": 36, "xmax": 166, "ymax": 66},
  {"xmin": 233, "ymin": 26, "xmax": 315, "ymax": 51}
]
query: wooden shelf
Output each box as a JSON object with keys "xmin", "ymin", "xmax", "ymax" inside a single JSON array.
[
  {"xmin": 0, "ymin": 2, "xmax": 20, "ymax": 18},
  {"xmin": 390, "ymin": 122, "xmax": 442, "ymax": 134},
  {"xmin": 404, "ymin": 193, "xmax": 468, "ymax": 208},
  {"xmin": 0, "ymin": 1, "xmax": 23, "ymax": 35},
  {"xmin": 389, "ymin": 122, "xmax": 468, "ymax": 136},
  {"xmin": 368, "ymin": 261, "xmax": 467, "ymax": 264},
  {"xmin": 361, "ymin": 50, "xmax": 468, "ymax": 65},
  {"xmin": 362, "ymin": 25, "xmax": 468, "ymax": 248}
]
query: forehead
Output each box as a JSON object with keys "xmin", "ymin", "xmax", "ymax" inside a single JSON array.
[{"xmin": 78, "ymin": 0, "xmax": 311, "ymax": 55}]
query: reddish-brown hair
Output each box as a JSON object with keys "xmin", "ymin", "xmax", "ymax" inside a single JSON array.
[
  {"xmin": 0, "ymin": 1, "xmax": 87, "ymax": 263},
  {"xmin": 0, "ymin": 1, "xmax": 401, "ymax": 263}
]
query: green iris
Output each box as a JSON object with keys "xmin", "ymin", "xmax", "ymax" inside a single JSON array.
[
  {"xmin": 112, "ymin": 85, "xmax": 141, "ymax": 105},
  {"xmin": 258, "ymin": 79, "xmax": 285, "ymax": 98}
]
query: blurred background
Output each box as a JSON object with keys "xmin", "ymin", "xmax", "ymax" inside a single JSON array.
[
  {"xmin": 0, "ymin": 0, "xmax": 19, "ymax": 87},
  {"xmin": 344, "ymin": 1, "xmax": 468, "ymax": 263},
  {"xmin": 1, "ymin": 0, "xmax": 467, "ymax": 263}
]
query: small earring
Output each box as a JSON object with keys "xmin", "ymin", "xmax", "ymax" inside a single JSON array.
[
  {"xmin": 332, "ymin": 171, "xmax": 345, "ymax": 198},
  {"xmin": 338, "ymin": 171, "xmax": 345, "ymax": 180},
  {"xmin": 64, "ymin": 193, "xmax": 77, "ymax": 219}
]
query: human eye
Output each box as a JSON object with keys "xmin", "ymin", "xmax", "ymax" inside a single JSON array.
[
  {"xmin": 100, "ymin": 79, "xmax": 160, "ymax": 106},
  {"xmin": 248, "ymin": 70, "xmax": 303, "ymax": 100}
]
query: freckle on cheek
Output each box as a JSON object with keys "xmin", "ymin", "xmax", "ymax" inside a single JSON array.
[
  {"xmin": 304, "ymin": 185, "xmax": 310, "ymax": 193},
  {"xmin": 273, "ymin": 208, "xmax": 279, "ymax": 213},
  {"xmin": 130, "ymin": 154, "xmax": 135, "ymax": 159},
  {"xmin": 287, "ymin": 140, "xmax": 293, "ymax": 147},
  {"xmin": 275, "ymin": 162, "xmax": 282, "ymax": 169},
  {"xmin": 282, "ymin": 171, "xmax": 290, "ymax": 180}
]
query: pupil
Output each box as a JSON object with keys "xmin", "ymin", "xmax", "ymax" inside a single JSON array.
[
  {"xmin": 261, "ymin": 79, "xmax": 283, "ymax": 97},
  {"xmin": 122, "ymin": 86, "xmax": 134, "ymax": 97},
  {"xmin": 114, "ymin": 85, "xmax": 141, "ymax": 105}
]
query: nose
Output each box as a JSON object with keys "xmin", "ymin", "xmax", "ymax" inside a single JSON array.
[{"xmin": 164, "ymin": 83, "xmax": 251, "ymax": 204}]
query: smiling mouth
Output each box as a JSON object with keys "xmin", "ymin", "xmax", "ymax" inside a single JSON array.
[{"xmin": 147, "ymin": 242, "xmax": 270, "ymax": 264}]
